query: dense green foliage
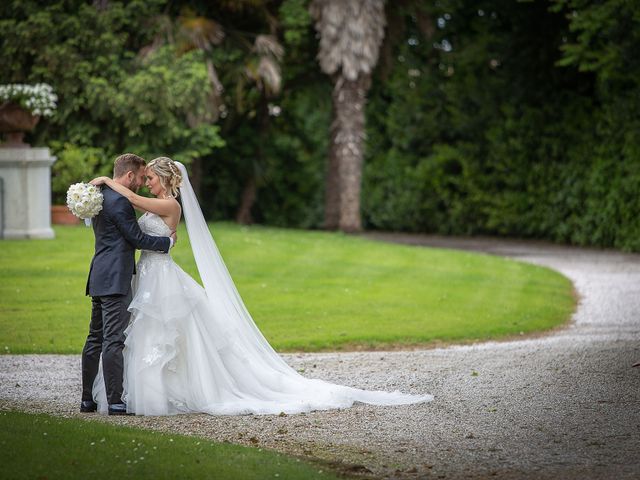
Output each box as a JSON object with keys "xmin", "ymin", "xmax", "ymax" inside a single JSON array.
[
  {"xmin": 0, "ymin": 411, "xmax": 340, "ymax": 479},
  {"xmin": 1, "ymin": 1, "xmax": 223, "ymax": 164},
  {"xmin": 0, "ymin": 224, "xmax": 574, "ymax": 353},
  {"xmin": 1, "ymin": 1, "xmax": 638, "ymax": 248},
  {"xmin": 363, "ymin": 1, "xmax": 640, "ymax": 250}
]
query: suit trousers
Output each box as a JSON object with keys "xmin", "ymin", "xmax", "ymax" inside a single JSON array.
[{"xmin": 81, "ymin": 289, "xmax": 132, "ymax": 405}]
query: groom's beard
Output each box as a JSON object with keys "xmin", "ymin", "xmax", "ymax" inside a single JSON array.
[{"xmin": 128, "ymin": 178, "xmax": 141, "ymax": 193}]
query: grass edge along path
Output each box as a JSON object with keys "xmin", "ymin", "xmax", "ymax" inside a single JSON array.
[
  {"xmin": 0, "ymin": 223, "xmax": 576, "ymax": 354},
  {"xmin": 0, "ymin": 410, "xmax": 343, "ymax": 480}
]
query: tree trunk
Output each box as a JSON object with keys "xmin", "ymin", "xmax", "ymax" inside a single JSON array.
[
  {"xmin": 236, "ymin": 175, "xmax": 256, "ymax": 224},
  {"xmin": 191, "ymin": 157, "xmax": 202, "ymax": 201},
  {"xmin": 323, "ymin": 128, "xmax": 341, "ymax": 230},
  {"xmin": 326, "ymin": 75, "xmax": 369, "ymax": 232},
  {"xmin": 236, "ymin": 96, "xmax": 268, "ymax": 225}
]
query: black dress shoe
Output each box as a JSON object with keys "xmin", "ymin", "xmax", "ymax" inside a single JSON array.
[
  {"xmin": 108, "ymin": 403, "xmax": 134, "ymax": 416},
  {"xmin": 80, "ymin": 400, "xmax": 97, "ymax": 413}
]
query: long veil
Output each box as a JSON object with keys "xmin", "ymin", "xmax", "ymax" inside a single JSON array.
[
  {"xmin": 175, "ymin": 162, "xmax": 433, "ymax": 409},
  {"xmin": 176, "ymin": 162, "xmax": 297, "ymax": 375}
]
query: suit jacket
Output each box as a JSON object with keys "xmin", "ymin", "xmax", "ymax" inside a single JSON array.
[{"xmin": 86, "ymin": 186, "xmax": 170, "ymax": 297}]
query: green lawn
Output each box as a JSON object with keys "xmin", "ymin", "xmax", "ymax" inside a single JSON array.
[
  {"xmin": 0, "ymin": 411, "xmax": 339, "ymax": 480},
  {"xmin": 0, "ymin": 223, "xmax": 575, "ymax": 353}
]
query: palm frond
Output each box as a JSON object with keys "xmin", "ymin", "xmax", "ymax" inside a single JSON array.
[
  {"xmin": 178, "ymin": 14, "xmax": 225, "ymax": 52},
  {"xmin": 254, "ymin": 34, "xmax": 284, "ymax": 61},
  {"xmin": 310, "ymin": 0, "xmax": 386, "ymax": 80},
  {"xmin": 258, "ymin": 56, "xmax": 282, "ymax": 96}
]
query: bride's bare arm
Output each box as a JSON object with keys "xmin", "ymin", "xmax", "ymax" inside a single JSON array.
[{"xmin": 90, "ymin": 176, "xmax": 180, "ymax": 218}]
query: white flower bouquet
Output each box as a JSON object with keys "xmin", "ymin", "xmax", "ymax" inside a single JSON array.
[
  {"xmin": 66, "ymin": 183, "xmax": 103, "ymax": 226},
  {"xmin": 0, "ymin": 83, "xmax": 58, "ymax": 117}
]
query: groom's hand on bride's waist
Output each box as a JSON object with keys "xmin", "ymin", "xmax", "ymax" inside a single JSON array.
[{"xmin": 170, "ymin": 231, "xmax": 177, "ymax": 248}]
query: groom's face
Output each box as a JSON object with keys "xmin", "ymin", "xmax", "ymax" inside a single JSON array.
[{"xmin": 127, "ymin": 166, "xmax": 146, "ymax": 192}]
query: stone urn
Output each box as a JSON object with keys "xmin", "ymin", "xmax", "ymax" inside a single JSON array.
[{"xmin": 0, "ymin": 102, "xmax": 40, "ymax": 147}]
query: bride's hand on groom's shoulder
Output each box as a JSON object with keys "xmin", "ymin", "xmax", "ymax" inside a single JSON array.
[{"xmin": 90, "ymin": 176, "xmax": 109, "ymax": 186}]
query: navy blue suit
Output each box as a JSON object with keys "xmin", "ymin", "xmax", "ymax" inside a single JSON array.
[{"xmin": 82, "ymin": 186, "xmax": 170, "ymax": 405}]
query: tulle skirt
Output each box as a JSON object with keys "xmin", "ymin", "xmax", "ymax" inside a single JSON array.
[{"xmin": 93, "ymin": 252, "xmax": 433, "ymax": 415}]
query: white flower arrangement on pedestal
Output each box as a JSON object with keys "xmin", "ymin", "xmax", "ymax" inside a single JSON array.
[
  {"xmin": 0, "ymin": 83, "xmax": 58, "ymax": 117},
  {"xmin": 66, "ymin": 183, "xmax": 103, "ymax": 226}
]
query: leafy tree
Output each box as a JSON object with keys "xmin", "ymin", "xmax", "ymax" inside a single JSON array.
[
  {"xmin": 0, "ymin": 0, "xmax": 224, "ymax": 175},
  {"xmin": 363, "ymin": 0, "xmax": 640, "ymax": 250}
]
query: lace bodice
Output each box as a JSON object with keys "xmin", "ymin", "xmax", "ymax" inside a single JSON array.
[
  {"xmin": 137, "ymin": 213, "xmax": 173, "ymax": 269},
  {"xmin": 139, "ymin": 212, "xmax": 172, "ymax": 236}
]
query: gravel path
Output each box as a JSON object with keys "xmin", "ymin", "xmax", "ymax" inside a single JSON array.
[{"xmin": 2, "ymin": 234, "xmax": 639, "ymax": 479}]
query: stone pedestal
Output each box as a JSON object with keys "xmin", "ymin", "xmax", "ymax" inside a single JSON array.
[{"xmin": 0, "ymin": 147, "xmax": 57, "ymax": 239}]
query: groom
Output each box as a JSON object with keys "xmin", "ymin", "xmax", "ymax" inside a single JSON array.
[{"xmin": 81, "ymin": 153, "xmax": 175, "ymax": 415}]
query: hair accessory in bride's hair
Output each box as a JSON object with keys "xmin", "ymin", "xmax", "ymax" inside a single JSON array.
[{"xmin": 175, "ymin": 161, "xmax": 186, "ymax": 188}]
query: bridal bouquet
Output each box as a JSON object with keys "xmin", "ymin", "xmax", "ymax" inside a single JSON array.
[{"xmin": 66, "ymin": 183, "xmax": 103, "ymax": 226}]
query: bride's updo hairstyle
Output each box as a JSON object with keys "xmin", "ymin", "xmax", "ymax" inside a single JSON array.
[{"xmin": 147, "ymin": 157, "xmax": 182, "ymax": 198}]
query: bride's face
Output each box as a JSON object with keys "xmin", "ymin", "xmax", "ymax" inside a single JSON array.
[{"xmin": 145, "ymin": 169, "xmax": 166, "ymax": 198}]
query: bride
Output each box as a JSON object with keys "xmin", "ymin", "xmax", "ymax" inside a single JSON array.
[{"xmin": 90, "ymin": 157, "xmax": 432, "ymax": 415}]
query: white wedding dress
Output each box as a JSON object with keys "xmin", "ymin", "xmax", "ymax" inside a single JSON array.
[{"xmin": 93, "ymin": 164, "xmax": 432, "ymax": 415}]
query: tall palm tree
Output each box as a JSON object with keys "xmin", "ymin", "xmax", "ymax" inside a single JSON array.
[
  {"xmin": 235, "ymin": 33, "xmax": 284, "ymax": 224},
  {"xmin": 310, "ymin": 0, "xmax": 386, "ymax": 232},
  {"xmin": 139, "ymin": 11, "xmax": 226, "ymax": 198},
  {"xmin": 140, "ymin": 9, "xmax": 283, "ymax": 217}
]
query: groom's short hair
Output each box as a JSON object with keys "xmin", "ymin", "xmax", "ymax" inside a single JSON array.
[{"xmin": 114, "ymin": 153, "xmax": 146, "ymax": 178}]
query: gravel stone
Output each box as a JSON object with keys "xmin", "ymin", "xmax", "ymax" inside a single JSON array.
[{"xmin": 1, "ymin": 234, "xmax": 639, "ymax": 479}]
